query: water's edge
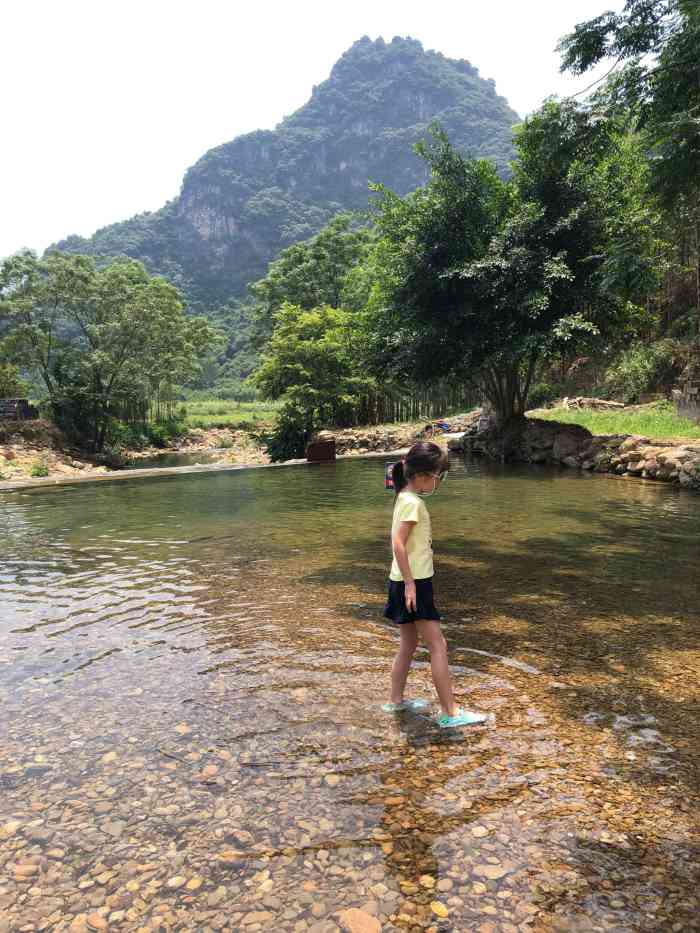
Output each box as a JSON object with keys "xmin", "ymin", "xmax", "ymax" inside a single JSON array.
[{"xmin": 0, "ymin": 448, "xmax": 412, "ymax": 493}]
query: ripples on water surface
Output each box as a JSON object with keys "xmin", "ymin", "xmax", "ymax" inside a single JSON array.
[{"xmin": 1, "ymin": 457, "xmax": 699, "ymax": 932}]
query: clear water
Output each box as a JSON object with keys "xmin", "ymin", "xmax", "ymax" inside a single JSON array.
[{"xmin": 1, "ymin": 457, "xmax": 699, "ymax": 931}]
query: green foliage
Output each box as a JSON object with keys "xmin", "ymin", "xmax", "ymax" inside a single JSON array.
[
  {"xmin": 258, "ymin": 400, "xmax": 314, "ymax": 462},
  {"xmin": 366, "ymin": 127, "xmax": 511, "ymax": 385},
  {"xmin": 182, "ymin": 398, "xmax": 279, "ymax": 430},
  {"xmin": 249, "ymin": 214, "xmax": 375, "ymax": 344},
  {"xmin": 604, "ymin": 339, "xmax": 688, "ymax": 403},
  {"xmin": 559, "ymin": 1, "xmax": 700, "ymax": 339},
  {"xmin": 0, "ymin": 362, "xmax": 28, "ymax": 398},
  {"xmin": 559, "ymin": 1, "xmax": 700, "ymax": 208},
  {"xmin": 52, "ymin": 37, "xmax": 519, "ymax": 311},
  {"xmin": 255, "ymin": 303, "xmax": 373, "ymax": 459},
  {"xmin": 0, "ymin": 252, "xmax": 219, "ymax": 451},
  {"xmin": 366, "ymin": 112, "xmax": 653, "ymax": 421},
  {"xmin": 533, "ymin": 399, "xmax": 700, "ymax": 440},
  {"xmin": 108, "ymin": 416, "xmax": 187, "ymax": 451},
  {"xmin": 30, "ymin": 458, "xmax": 49, "ymax": 477},
  {"xmin": 527, "ymin": 382, "xmax": 559, "ymax": 409}
]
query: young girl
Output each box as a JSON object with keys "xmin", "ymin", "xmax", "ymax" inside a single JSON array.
[{"xmin": 383, "ymin": 442, "xmax": 486, "ymax": 728}]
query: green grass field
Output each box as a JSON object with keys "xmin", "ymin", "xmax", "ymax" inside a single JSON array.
[
  {"xmin": 183, "ymin": 399, "xmax": 280, "ymax": 430},
  {"xmin": 530, "ymin": 400, "xmax": 700, "ymax": 439}
]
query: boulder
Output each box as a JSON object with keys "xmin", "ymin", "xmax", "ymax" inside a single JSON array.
[{"xmin": 306, "ymin": 440, "xmax": 336, "ymax": 462}]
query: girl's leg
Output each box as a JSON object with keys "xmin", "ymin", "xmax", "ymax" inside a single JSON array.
[
  {"xmin": 415, "ymin": 619, "xmax": 457, "ymax": 717},
  {"xmin": 389, "ymin": 623, "xmax": 418, "ymax": 704}
]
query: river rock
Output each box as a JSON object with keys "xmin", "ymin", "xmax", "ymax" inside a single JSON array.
[{"xmin": 338, "ymin": 908, "xmax": 381, "ymax": 933}]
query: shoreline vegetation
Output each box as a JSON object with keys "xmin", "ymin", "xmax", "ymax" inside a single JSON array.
[{"xmin": 2, "ymin": 400, "xmax": 699, "ymax": 491}]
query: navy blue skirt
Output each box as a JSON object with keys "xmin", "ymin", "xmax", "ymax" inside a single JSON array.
[{"xmin": 384, "ymin": 577, "xmax": 441, "ymax": 625}]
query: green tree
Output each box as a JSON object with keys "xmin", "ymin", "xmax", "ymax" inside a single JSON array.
[
  {"xmin": 559, "ymin": 0, "xmax": 700, "ymax": 327},
  {"xmin": 249, "ymin": 214, "xmax": 375, "ymax": 344},
  {"xmin": 367, "ymin": 114, "xmax": 655, "ymax": 424},
  {"xmin": 0, "ymin": 251, "xmax": 219, "ymax": 450},
  {"xmin": 365, "ymin": 129, "xmax": 511, "ymax": 388},
  {"xmin": 255, "ymin": 302, "xmax": 372, "ymax": 459},
  {"xmin": 0, "ymin": 362, "xmax": 28, "ymax": 399}
]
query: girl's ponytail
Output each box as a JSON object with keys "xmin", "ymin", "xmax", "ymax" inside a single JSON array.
[{"xmin": 391, "ymin": 460, "xmax": 407, "ymax": 495}]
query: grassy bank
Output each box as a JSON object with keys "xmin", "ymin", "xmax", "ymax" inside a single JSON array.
[
  {"xmin": 530, "ymin": 400, "xmax": 700, "ymax": 439},
  {"xmin": 182, "ymin": 399, "xmax": 280, "ymax": 430}
]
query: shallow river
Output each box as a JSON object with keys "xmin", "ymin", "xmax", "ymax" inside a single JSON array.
[{"xmin": 1, "ymin": 457, "xmax": 699, "ymax": 932}]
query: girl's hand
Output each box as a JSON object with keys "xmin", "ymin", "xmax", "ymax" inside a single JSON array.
[{"xmin": 404, "ymin": 581, "xmax": 416, "ymax": 612}]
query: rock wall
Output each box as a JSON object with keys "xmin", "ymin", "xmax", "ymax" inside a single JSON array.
[{"xmin": 448, "ymin": 418, "xmax": 700, "ymax": 491}]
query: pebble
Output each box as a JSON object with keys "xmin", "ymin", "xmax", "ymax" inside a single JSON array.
[
  {"xmin": 166, "ymin": 876, "xmax": 186, "ymax": 889},
  {"xmin": 86, "ymin": 913, "xmax": 108, "ymax": 931},
  {"xmin": 243, "ymin": 911, "xmax": 273, "ymax": 925},
  {"xmin": 431, "ymin": 901, "xmax": 449, "ymax": 918},
  {"xmin": 338, "ymin": 909, "xmax": 381, "ymax": 933}
]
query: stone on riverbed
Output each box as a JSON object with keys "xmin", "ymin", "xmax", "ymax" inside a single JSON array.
[{"xmin": 338, "ymin": 908, "xmax": 381, "ymax": 933}]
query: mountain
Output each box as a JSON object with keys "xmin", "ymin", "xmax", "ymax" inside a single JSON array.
[{"xmin": 54, "ymin": 36, "xmax": 520, "ymax": 308}]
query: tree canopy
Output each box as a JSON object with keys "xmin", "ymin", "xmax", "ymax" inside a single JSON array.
[
  {"xmin": 365, "ymin": 114, "xmax": 657, "ymax": 421},
  {"xmin": 0, "ymin": 252, "xmax": 219, "ymax": 450}
]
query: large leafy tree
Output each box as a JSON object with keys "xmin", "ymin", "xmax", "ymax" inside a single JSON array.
[
  {"xmin": 255, "ymin": 302, "xmax": 371, "ymax": 460},
  {"xmin": 0, "ymin": 252, "xmax": 218, "ymax": 450},
  {"xmin": 559, "ymin": 0, "xmax": 700, "ymax": 327},
  {"xmin": 365, "ymin": 130, "xmax": 512, "ymax": 388},
  {"xmin": 367, "ymin": 114, "xmax": 656, "ymax": 423}
]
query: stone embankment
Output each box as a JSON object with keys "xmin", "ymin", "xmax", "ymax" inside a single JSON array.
[
  {"xmin": 447, "ymin": 409, "xmax": 700, "ymax": 491},
  {"xmin": 319, "ymin": 414, "xmax": 481, "ymax": 456}
]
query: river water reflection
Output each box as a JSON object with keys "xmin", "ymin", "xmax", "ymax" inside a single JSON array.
[{"xmin": 1, "ymin": 457, "xmax": 699, "ymax": 932}]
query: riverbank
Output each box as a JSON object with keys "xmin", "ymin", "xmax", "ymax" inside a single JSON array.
[
  {"xmin": 448, "ymin": 407, "xmax": 700, "ymax": 491},
  {"xmin": 0, "ymin": 422, "xmax": 270, "ymax": 484},
  {"xmin": 3, "ymin": 405, "xmax": 699, "ymax": 493},
  {"xmin": 0, "ymin": 418, "xmax": 450, "ymax": 488}
]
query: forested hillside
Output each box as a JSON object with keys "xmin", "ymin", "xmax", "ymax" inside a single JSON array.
[{"xmin": 53, "ymin": 37, "xmax": 519, "ymax": 308}]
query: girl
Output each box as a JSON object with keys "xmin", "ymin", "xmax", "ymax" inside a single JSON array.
[{"xmin": 383, "ymin": 442, "xmax": 486, "ymax": 728}]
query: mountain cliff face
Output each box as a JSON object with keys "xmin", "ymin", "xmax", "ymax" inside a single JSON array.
[{"xmin": 55, "ymin": 37, "xmax": 519, "ymax": 307}]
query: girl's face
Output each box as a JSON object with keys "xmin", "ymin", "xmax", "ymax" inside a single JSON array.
[{"xmin": 411, "ymin": 469, "xmax": 447, "ymax": 496}]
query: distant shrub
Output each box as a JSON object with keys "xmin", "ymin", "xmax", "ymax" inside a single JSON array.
[
  {"xmin": 527, "ymin": 382, "xmax": 559, "ymax": 409},
  {"xmin": 604, "ymin": 339, "xmax": 687, "ymax": 403},
  {"xmin": 0, "ymin": 363, "xmax": 28, "ymax": 399},
  {"xmin": 30, "ymin": 458, "xmax": 49, "ymax": 477},
  {"xmin": 109, "ymin": 418, "xmax": 187, "ymax": 450},
  {"xmin": 260, "ymin": 401, "xmax": 314, "ymax": 462},
  {"xmin": 145, "ymin": 418, "xmax": 187, "ymax": 449}
]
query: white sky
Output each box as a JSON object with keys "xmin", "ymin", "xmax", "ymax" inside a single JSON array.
[{"xmin": 1, "ymin": 0, "xmax": 617, "ymax": 260}]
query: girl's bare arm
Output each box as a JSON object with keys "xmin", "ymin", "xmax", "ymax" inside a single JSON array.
[{"xmin": 392, "ymin": 520, "xmax": 417, "ymax": 610}]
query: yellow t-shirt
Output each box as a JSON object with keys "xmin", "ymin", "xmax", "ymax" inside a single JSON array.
[{"xmin": 389, "ymin": 490, "xmax": 434, "ymax": 582}]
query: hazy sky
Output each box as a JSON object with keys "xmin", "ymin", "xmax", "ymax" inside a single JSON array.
[{"xmin": 2, "ymin": 0, "xmax": 617, "ymax": 259}]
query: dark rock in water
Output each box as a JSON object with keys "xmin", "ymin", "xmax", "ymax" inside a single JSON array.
[{"xmin": 306, "ymin": 440, "xmax": 336, "ymax": 462}]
